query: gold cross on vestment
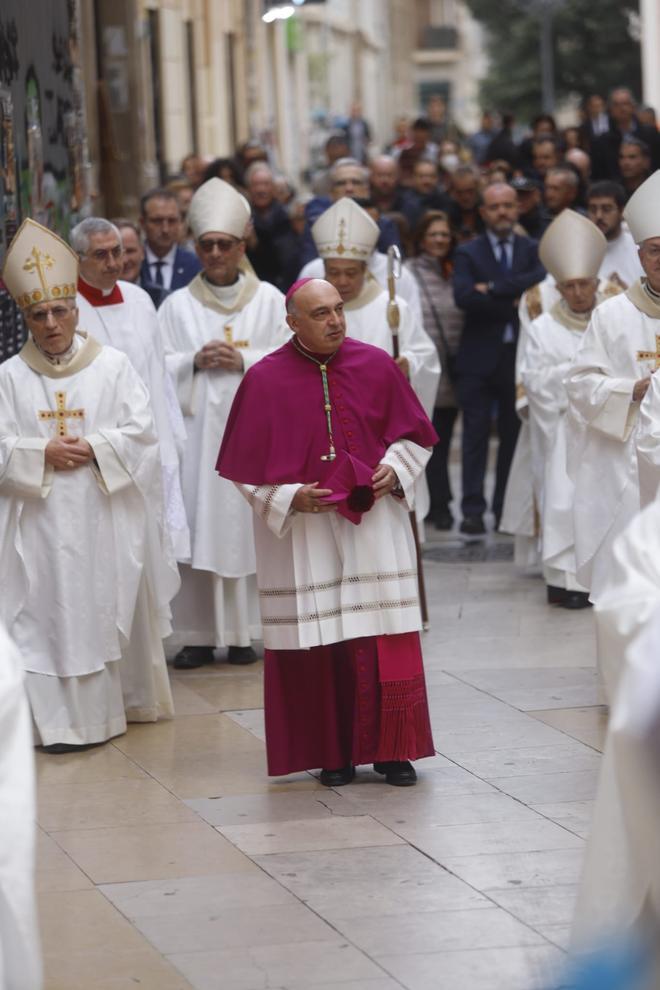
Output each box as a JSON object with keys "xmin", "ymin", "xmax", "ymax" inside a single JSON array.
[
  {"xmin": 23, "ymin": 246, "xmax": 55, "ymax": 298},
  {"xmin": 637, "ymin": 334, "xmax": 660, "ymax": 369},
  {"xmin": 38, "ymin": 391, "xmax": 85, "ymax": 437},
  {"xmin": 223, "ymin": 324, "xmax": 248, "ymax": 348}
]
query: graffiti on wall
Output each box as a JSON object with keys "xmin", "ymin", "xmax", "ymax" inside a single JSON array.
[{"xmin": 0, "ymin": 0, "xmax": 90, "ymax": 362}]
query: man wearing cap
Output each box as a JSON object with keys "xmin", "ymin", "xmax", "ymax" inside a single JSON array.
[
  {"xmin": 521, "ymin": 211, "xmax": 622, "ymax": 608},
  {"xmin": 566, "ymin": 170, "xmax": 660, "ymax": 604},
  {"xmin": 311, "ymin": 197, "xmax": 439, "ymax": 524},
  {"xmin": 511, "ymin": 176, "xmax": 549, "ymax": 240},
  {"xmin": 159, "ymin": 178, "xmax": 289, "ymax": 669},
  {"xmin": 216, "ymin": 277, "xmax": 437, "ymax": 787},
  {"xmin": 73, "ymin": 216, "xmax": 190, "ymax": 560},
  {"xmin": 0, "ymin": 220, "xmax": 178, "ymax": 749}
]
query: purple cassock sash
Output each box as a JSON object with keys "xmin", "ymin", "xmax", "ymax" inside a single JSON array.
[
  {"xmin": 217, "ymin": 336, "xmax": 438, "ymax": 768},
  {"xmin": 216, "ymin": 336, "xmax": 438, "ymax": 487}
]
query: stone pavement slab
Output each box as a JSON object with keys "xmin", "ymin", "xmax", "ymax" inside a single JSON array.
[{"xmin": 38, "ymin": 535, "xmax": 601, "ymax": 990}]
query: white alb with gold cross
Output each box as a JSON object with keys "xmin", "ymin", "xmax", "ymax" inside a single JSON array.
[
  {"xmin": 37, "ymin": 389, "xmax": 85, "ymax": 438},
  {"xmin": 158, "ymin": 277, "xmax": 290, "ymax": 579}
]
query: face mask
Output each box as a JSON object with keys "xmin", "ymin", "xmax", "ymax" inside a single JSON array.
[{"xmin": 440, "ymin": 153, "xmax": 460, "ymax": 173}]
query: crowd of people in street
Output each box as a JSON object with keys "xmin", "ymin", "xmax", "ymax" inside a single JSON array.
[{"xmin": 4, "ymin": 83, "xmax": 660, "ymax": 982}]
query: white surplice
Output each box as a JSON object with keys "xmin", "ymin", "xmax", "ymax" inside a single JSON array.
[
  {"xmin": 565, "ymin": 287, "xmax": 657, "ymax": 599},
  {"xmin": 77, "ymin": 280, "xmax": 190, "ymax": 559},
  {"xmin": 574, "ymin": 503, "xmax": 660, "ymax": 947},
  {"xmin": 523, "ymin": 290, "xmax": 622, "ymax": 592},
  {"xmin": 0, "ymin": 336, "xmax": 178, "ymax": 745},
  {"xmin": 159, "ymin": 269, "xmax": 289, "ymax": 648},
  {"xmin": 238, "ymin": 438, "xmax": 430, "ymax": 650},
  {"xmin": 0, "ymin": 623, "xmax": 41, "ymax": 990},
  {"xmin": 343, "ymin": 276, "xmax": 440, "ymax": 523},
  {"xmin": 500, "ymin": 277, "xmax": 558, "ymax": 566},
  {"xmin": 298, "ymin": 251, "xmax": 425, "ymax": 332},
  {"xmin": 635, "ymin": 370, "xmax": 660, "ymax": 509},
  {"xmin": 600, "ymin": 227, "xmax": 643, "ymax": 290}
]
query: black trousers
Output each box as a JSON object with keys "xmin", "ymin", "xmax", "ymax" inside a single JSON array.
[
  {"xmin": 456, "ymin": 344, "xmax": 519, "ymax": 520},
  {"xmin": 426, "ymin": 406, "xmax": 459, "ymax": 516}
]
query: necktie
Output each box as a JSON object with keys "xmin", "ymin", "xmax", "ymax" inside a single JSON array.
[
  {"xmin": 153, "ymin": 260, "xmax": 165, "ymax": 287},
  {"xmin": 497, "ymin": 239, "xmax": 510, "ymax": 272}
]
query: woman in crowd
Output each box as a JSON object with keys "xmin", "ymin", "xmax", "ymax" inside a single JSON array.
[{"xmin": 406, "ymin": 210, "xmax": 464, "ymax": 530}]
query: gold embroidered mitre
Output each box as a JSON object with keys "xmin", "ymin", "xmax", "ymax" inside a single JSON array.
[
  {"xmin": 312, "ymin": 198, "xmax": 379, "ymax": 261},
  {"xmin": 2, "ymin": 218, "xmax": 78, "ymax": 309}
]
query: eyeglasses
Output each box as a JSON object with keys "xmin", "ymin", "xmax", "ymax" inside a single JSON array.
[
  {"xmin": 29, "ymin": 305, "xmax": 74, "ymax": 323},
  {"xmin": 88, "ymin": 246, "xmax": 122, "ymax": 261},
  {"xmin": 198, "ymin": 237, "xmax": 240, "ymax": 253}
]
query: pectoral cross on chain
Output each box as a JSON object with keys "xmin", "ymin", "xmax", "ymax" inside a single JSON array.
[
  {"xmin": 23, "ymin": 246, "xmax": 55, "ymax": 298},
  {"xmin": 38, "ymin": 391, "xmax": 85, "ymax": 437},
  {"xmin": 637, "ymin": 334, "xmax": 660, "ymax": 370}
]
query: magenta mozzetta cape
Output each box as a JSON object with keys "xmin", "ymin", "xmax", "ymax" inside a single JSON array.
[{"xmin": 216, "ymin": 336, "xmax": 438, "ymax": 485}]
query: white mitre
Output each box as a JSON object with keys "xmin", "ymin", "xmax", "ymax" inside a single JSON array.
[
  {"xmin": 624, "ymin": 170, "xmax": 660, "ymax": 244},
  {"xmin": 312, "ymin": 198, "xmax": 379, "ymax": 261},
  {"xmin": 2, "ymin": 217, "xmax": 78, "ymax": 310},
  {"xmin": 188, "ymin": 177, "xmax": 251, "ymax": 239},
  {"xmin": 539, "ymin": 209, "xmax": 607, "ymax": 282}
]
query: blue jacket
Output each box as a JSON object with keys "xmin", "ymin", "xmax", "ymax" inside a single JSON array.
[
  {"xmin": 452, "ymin": 232, "xmax": 545, "ymax": 376},
  {"xmin": 139, "ymin": 246, "xmax": 202, "ymax": 308}
]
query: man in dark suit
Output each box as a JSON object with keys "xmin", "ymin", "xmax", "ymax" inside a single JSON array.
[
  {"xmin": 590, "ymin": 88, "xmax": 660, "ymax": 181},
  {"xmin": 139, "ymin": 188, "xmax": 201, "ymax": 307},
  {"xmin": 453, "ymin": 183, "xmax": 546, "ymax": 535}
]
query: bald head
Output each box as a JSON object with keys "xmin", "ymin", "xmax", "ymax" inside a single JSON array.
[
  {"xmin": 369, "ymin": 155, "xmax": 399, "ymax": 198},
  {"xmin": 285, "ymin": 278, "xmax": 346, "ymax": 355}
]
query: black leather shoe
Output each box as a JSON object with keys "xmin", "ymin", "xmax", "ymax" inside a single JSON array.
[
  {"xmin": 320, "ymin": 765, "xmax": 355, "ymax": 787},
  {"xmin": 227, "ymin": 645, "xmax": 258, "ymax": 665},
  {"xmin": 41, "ymin": 743, "xmax": 92, "ymax": 753},
  {"xmin": 373, "ymin": 761, "xmax": 417, "ymax": 786},
  {"xmin": 459, "ymin": 516, "xmax": 486, "ymax": 536},
  {"xmin": 561, "ymin": 591, "xmax": 593, "ymax": 610},
  {"xmin": 546, "ymin": 585, "xmax": 567, "ymax": 605},
  {"xmin": 434, "ymin": 509, "xmax": 454, "ymax": 531},
  {"xmin": 173, "ymin": 646, "xmax": 215, "ymax": 670}
]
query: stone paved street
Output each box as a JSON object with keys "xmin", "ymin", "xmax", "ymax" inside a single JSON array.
[{"xmin": 35, "ymin": 520, "xmax": 605, "ymax": 990}]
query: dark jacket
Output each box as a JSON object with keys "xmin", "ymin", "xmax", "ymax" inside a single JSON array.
[
  {"xmin": 590, "ymin": 117, "xmax": 660, "ymax": 181},
  {"xmin": 247, "ymin": 202, "xmax": 301, "ymax": 293},
  {"xmin": 139, "ymin": 245, "xmax": 202, "ymax": 308},
  {"xmin": 452, "ymin": 233, "xmax": 545, "ymax": 376}
]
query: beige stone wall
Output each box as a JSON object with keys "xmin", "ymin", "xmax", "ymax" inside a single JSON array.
[{"xmin": 84, "ymin": 0, "xmax": 486, "ymax": 205}]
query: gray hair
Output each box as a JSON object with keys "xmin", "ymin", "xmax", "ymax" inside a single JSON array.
[
  {"xmin": 70, "ymin": 217, "xmax": 122, "ymax": 257},
  {"xmin": 546, "ymin": 166, "xmax": 579, "ymax": 187},
  {"xmin": 245, "ymin": 161, "xmax": 274, "ymax": 184},
  {"xmin": 329, "ymin": 157, "xmax": 368, "ymax": 184}
]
